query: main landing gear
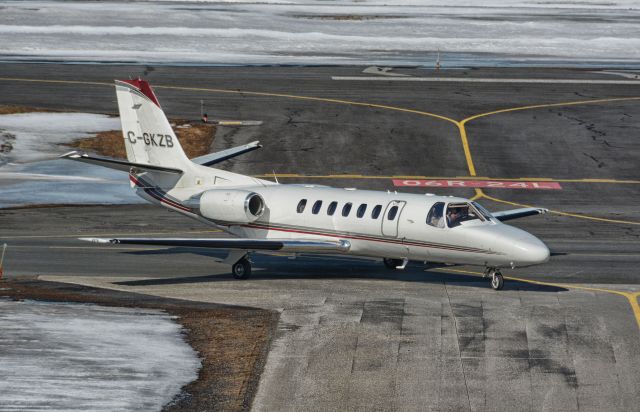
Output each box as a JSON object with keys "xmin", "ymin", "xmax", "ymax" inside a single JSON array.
[
  {"xmin": 484, "ymin": 267, "xmax": 504, "ymax": 290},
  {"xmin": 232, "ymin": 257, "xmax": 252, "ymax": 280},
  {"xmin": 383, "ymin": 258, "xmax": 409, "ymax": 270}
]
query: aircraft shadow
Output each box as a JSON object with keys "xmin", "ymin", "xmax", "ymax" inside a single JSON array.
[{"xmin": 115, "ymin": 249, "xmax": 567, "ymax": 292}]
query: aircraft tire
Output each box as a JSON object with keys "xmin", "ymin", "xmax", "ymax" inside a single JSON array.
[
  {"xmin": 232, "ymin": 258, "xmax": 252, "ymax": 280},
  {"xmin": 491, "ymin": 272, "xmax": 504, "ymax": 290},
  {"xmin": 383, "ymin": 258, "xmax": 403, "ymax": 269}
]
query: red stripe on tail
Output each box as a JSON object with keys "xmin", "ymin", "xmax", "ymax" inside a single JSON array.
[{"xmin": 119, "ymin": 78, "xmax": 161, "ymax": 108}]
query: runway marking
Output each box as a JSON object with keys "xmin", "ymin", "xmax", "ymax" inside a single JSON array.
[
  {"xmin": 437, "ymin": 267, "xmax": 640, "ymax": 334},
  {"xmin": 332, "ymin": 76, "xmax": 640, "ymax": 85},
  {"xmin": 2, "ymin": 229, "xmax": 221, "ymax": 239},
  {"xmin": 393, "ymin": 179, "xmax": 562, "ymax": 190}
]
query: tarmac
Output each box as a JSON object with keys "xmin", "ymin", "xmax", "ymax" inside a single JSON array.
[{"xmin": 1, "ymin": 64, "xmax": 639, "ymax": 411}]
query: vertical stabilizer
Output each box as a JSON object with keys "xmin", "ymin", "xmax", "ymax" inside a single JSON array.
[{"xmin": 115, "ymin": 79, "xmax": 190, "ymax": 170}]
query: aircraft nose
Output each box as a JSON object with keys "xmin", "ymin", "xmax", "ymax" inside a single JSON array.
[{"xmin": 511, "ymin": 233, "xmax": 550, "ymax": 267}]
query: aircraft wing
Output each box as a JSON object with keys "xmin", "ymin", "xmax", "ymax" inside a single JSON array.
[
  {"xmin": 492, "ymin": 207, "xmax": 548, "ymax": 222},
  {"xmin": 192, "ymin": 141, "xmax": 262, "ymax": 167},
  {"xmin": 80, "ymin": 237, "xmax": 351, "ymax": 253}
]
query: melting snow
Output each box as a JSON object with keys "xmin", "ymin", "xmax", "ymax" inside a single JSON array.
[{"xmin": 0, "ymin": 299, "xmax": 201, "ymax": 411}]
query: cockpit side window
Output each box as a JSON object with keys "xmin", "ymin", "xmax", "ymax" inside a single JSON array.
[
  {"xmin": 446, "ymin": 202, "xmax": 484, "ymax": 228},
  {"xmin": 426, "ymin": 202, "xmax": 446, "ymax": 228},
  {"xmin": 471, "ymin": 201, "xmax": 493, "ymax": 221}
]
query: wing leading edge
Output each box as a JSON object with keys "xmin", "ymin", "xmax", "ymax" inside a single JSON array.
[
  {"xmin": 492, "ymin": 207, "xmax": 548, "ymax": 222},
  {"xmin": 80, "ymin": 237, "xmax": 351, "ymax": 253}
]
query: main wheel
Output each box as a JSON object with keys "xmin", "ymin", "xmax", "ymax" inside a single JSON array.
[
  {"xmin": 232, "ymin": 258, "xmax": 252, "ymax": 280},
  {"xmin": 383, "ymin": 258, "xmax": 403, "ymax": 269},
  {"xmin": 491, "ymin": 272, "xmax": 504, "ymax": 290}
]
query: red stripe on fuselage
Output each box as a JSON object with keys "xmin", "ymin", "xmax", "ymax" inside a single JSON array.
[
  {"xmin": 245, "ymin": 223, "xmax": 493, "ymax": 255},
  {"xmin": 129, "ymin": 174, "xmax": 193, "ymax": 213}
]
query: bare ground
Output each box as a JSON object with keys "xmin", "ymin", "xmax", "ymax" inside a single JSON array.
[
  {"xmin": 0, "ymin": 105, "xmax": 216, "ymax": 159},
  {"xmin": 0, "ymin": 279, "xmax": 278, "ymax": 411},
  {"xmin": 68, "ymin": 121, "xmax": 216, "ymax": 159}
]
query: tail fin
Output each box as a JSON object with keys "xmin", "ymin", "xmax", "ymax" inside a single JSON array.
[{"xmin": 115, "ymin": 79, "xmax": 190, "ymax": 170}]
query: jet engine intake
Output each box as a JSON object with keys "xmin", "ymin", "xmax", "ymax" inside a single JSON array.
[{"xmin": 197, "ymin": 189, "xmax": 265, "ymax": 223}]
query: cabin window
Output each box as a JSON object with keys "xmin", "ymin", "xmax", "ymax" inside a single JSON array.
[
  {"xmin": 426, "ymin": 202, "xmax": 445, "ymax": 228},
  {"xmin": 356, "ymin": 204, "xmax": 367, "ymax": 218},
  {"xmin": 342, "ymin": 202, "xmax": 353, "ymax": 217},
  {"xmin": 446, "ymin": 202, "xmax": 484, "ymax": 228},
  {"xmin": 297, "ymin": 199, "xmax": 307, "ymax": 213},
  {"xmin": 312, "ymin": 200, "xmax": 323, "ymax": 215},
  {"xmin": 387, "ymin": 205, "xmax": 399, "ymax": 220},
  {"xmin": 327, "ymin": 201, "xmax": 338, "ymax": 216},
  {"xmin": 371, "ymin": 204, "xmax": 382, "ymax": 219}
]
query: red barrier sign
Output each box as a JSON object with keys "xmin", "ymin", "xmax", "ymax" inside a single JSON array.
[{"xmin": 393, "ymin": 179, "xmax": 562, "ymax": 190}]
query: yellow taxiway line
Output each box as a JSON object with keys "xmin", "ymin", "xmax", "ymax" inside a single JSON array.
[{"xmin": 438, "ymin": 267, "xmax": 640, "ymax": 334}]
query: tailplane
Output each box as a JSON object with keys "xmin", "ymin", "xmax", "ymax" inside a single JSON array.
[{"xmin": 115, "ymin": 79, "xmax": 190, "ymax": 170}]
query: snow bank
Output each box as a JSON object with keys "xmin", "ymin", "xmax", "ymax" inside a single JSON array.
[
  {"xmin": 1, "ymin": 0, "xmax": 639, "ymax": 66},
  {"xmin": 0, "ymin": 112, "xmax": 120, "ymax": 164},
  {"xmin": 0, "ymin": 300, "xmax": 201, "ymax": 411},
  {"xmin": 0, "ymin": 112, "xmax": 139, "ymax": 208}
]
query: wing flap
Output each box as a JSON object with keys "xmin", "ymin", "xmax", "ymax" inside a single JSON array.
[
  {"xmin": 492, "ymin": 207, "xmax": 548, "ymax": 222},
  {"xmin": 80, "ymin": 237, "xmax": 351, "ymax": 253}
]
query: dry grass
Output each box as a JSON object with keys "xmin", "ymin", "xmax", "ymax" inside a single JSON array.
[
  {"xmin": 0, "ymin": 105, "xmax": 57, "ymax": 115},
  {"xmin": 68, "ymin": 121, "xmax": 216, "ymax": 159}
]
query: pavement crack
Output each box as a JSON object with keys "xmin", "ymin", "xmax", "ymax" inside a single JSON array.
[{"xmin": 444, "ymin": 282, "xmax": 472, "ymax": 412}]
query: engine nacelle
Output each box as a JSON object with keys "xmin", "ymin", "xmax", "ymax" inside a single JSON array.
[{"xmin": 197, "ymin": 189, "xmax": 265, "ymax": 223}]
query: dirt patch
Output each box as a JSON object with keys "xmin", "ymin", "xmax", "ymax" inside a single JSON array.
[
  {"xmin": 0, "ymin": 105, "xmax": 58, "ymax": 115},
  {"xmin": 0, "ymin": 279, "xmax": 279, "ymax": 412},
  {"xmin": 68, "ymin": 121, "xmax": 216, "ymax": 159}
]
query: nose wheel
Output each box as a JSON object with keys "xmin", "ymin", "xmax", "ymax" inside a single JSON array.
[
  {"xmin": 484, "ymin": 268, "xmax": 504, "ymax": 290},
  {"xmin": 232, "ymin": 257, "xmax": 252, "ymax": 280}
]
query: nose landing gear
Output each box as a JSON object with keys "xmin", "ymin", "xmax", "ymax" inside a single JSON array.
[{"xmin": 484, "ymin": 268, "xmax": 504, "ymax": 290}]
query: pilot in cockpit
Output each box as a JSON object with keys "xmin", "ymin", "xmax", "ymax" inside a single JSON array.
[{"xmin": 446, "ymin": 208, "xmax": 461, "ymax": 227}]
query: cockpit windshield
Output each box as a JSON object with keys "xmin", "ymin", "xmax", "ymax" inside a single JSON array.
[
  {"xmin": 471, "ymin": 201, "xmax": 493, "ymax": 221},
  {"xmin": 446, "ymin": 202, "xmax": 486, "ymax": 228}
]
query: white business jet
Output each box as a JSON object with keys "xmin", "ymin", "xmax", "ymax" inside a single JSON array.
[{"xmin": 62, "ymin": 79, "xmax": 550, "ymax": 290}]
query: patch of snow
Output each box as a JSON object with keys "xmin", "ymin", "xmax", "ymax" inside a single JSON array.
[
  {"xmin": 0, "ymin": 299, "xmax": 201, "ymax": 411},
  {"xmin": 0, "ymin": 112, "xmax": 120, "ymax": 164},
  {"xmin": 0, "ymin": 112, "xmax": 139, "ymax": 208},
  {"xmin": 0, "ymin": 0, "xmax": 639, "ymax": 67}
]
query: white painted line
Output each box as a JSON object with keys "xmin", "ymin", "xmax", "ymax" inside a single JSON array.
[{"xmin": 331, "ymin": 76, "xmax": 640, "ymax": 85}]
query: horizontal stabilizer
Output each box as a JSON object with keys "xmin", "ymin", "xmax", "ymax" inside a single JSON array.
[
  {"xmin": 80, "ymin": 237, "xmax": 351, "ymax": 253},
  {"xmin": 192, "ymin": 141, "xmax": 262, "ymax": 167},
  {"xmin": 61, "ymin": 151, "xmax": 183, "ymax": 174},
  {"xmin": 492, "ymin": 207, "xmax": 548, "ymax": 222}
]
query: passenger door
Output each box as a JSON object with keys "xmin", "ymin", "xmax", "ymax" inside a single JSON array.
[{"xmin": 381, "ymin": 200, "xmax": 406, "ymax": 237}]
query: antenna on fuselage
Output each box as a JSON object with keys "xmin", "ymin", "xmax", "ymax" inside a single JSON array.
[{"xmin": 272, "ymin": 170, "xmax": 279, "ymax": 184}]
